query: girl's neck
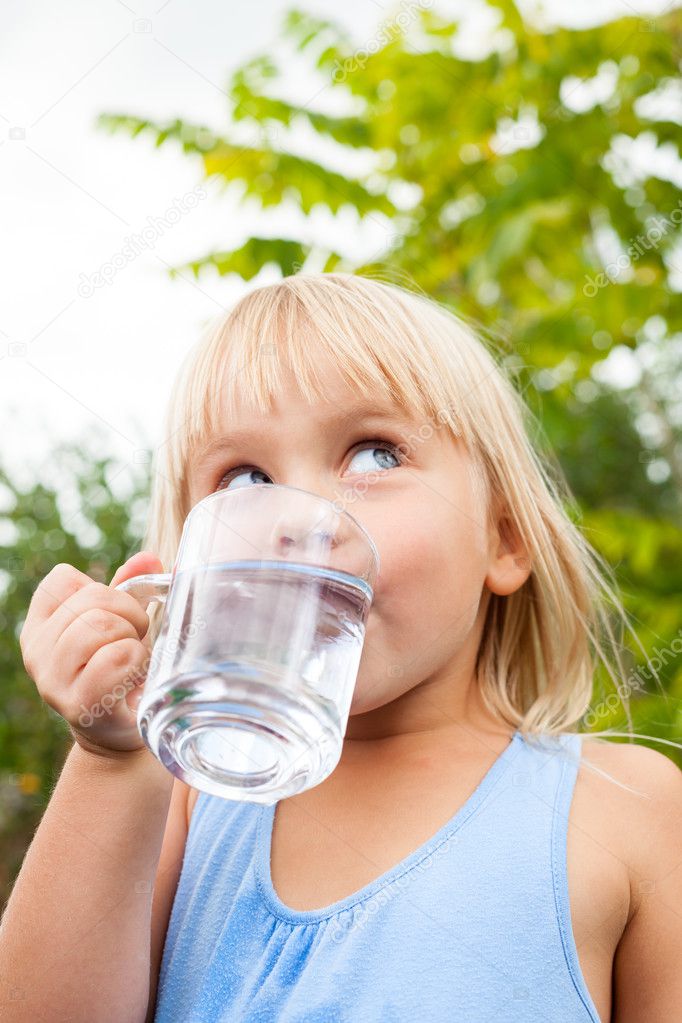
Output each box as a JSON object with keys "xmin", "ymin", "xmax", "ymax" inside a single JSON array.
[
  {"xmin": 343, "ymin": 711, "xmax": 514, "ymax": 761},
  {"xmin": 344, "ymin": 670, "xmax": 507, "ymax": 748}
]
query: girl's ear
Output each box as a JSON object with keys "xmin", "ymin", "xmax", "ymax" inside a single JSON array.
[{"xmin": 484, "ymin": 511, "xmax": 532, "ymax": 597}]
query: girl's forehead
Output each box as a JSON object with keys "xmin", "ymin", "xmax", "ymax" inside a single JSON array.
[
  {"xmin": 217, "ymin": 358, "xmax": 407, "ymax": 426},
  {"xmin": 207, "ymin": 394, "xmax": 418, "ymax": 445}
]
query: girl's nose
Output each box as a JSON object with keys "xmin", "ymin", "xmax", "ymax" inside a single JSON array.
[
  {"xmin": 273, "ymin": 525, "xmax": 337, "ymax": 554},
  {"xmin": 265, "ymin": 483, "xmax": 337, "ymax": 548}
]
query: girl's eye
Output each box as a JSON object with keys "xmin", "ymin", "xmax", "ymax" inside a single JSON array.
[
  {"xmin": 214, "ymin": 440, "xmax": 403, "ymax": 492},
  {"xmin": 215, "ymin": 468, "xmax": 272, "ymax": 492},
  {"xmin": 346, "ymin": 441, "xmax": 403, "ymax": 475}
]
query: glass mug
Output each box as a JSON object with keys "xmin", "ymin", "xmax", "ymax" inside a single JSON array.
[{"xmin": 115, "ymin": 483, "xmax": 380, "ymax": 804}]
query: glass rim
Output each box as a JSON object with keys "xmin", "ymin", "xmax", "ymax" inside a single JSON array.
[{"xmin": 189, "ymin": 481, "xmax": 381, "ymax": 574}]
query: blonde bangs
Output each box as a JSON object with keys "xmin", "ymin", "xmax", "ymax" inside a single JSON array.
[{"xmin": 178, "ymin": 274, "xmax": 483, "ymax": 465}]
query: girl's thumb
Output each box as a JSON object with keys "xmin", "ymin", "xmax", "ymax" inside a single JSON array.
[{"xmin": 109, "ymin": 550, "xmax": 165, "ymax": 588}]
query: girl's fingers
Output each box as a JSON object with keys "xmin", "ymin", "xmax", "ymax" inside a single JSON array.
[
  {"xmin": 36, "ymin": 581, "xmax": 150, "ymax": 661},
  {"xmin": 21, "ymin": 563, "xmax": 93, "ymax": 637},
  {"xmin": 109, "ymin": 551, "xmax": 165, "ymax": 588},
  {"xmin": 69, "ymin": 637, "xmax": 151, "ymax": 729},
  {"xmin": 19, "ymin": 558, "xmax": 163, "ymax": 755},
  {"xmin": 52, "ymin": 609, "xmax": 142, "ymax": 687}
]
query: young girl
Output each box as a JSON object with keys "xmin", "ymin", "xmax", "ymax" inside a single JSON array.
[{"xmin": 3, "ymin": 272, "xmax": 680, "ymax": 1022}]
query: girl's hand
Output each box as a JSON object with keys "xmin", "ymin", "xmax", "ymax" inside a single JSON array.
[{"xmin": 19, "ymin": 552, "xmax": 165, "ymax": 758}]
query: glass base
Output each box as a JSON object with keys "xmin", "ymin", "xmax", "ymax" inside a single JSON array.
[{"xmin": 138, "ymin": 668, "xmax": 342, "ymax": 804}]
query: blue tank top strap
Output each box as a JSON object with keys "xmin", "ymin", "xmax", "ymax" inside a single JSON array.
[{"xmin": 550, "ymin": 731, "xmax": 600, "ymax": 1020}]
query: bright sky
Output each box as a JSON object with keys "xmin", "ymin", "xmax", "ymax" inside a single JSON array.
[{"xmin": 0, "ymin": 0, "xmax": 674, "ymax": 503}]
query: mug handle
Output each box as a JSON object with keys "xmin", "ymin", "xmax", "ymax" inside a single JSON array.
[{"xmin": 114, "ymin": 572, "xmax": 172, "ymax": 609}]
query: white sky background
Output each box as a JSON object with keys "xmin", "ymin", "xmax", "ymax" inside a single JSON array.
[{"xmin": 0, "ymin": 0, "xmax": 677, "ymax": 513}]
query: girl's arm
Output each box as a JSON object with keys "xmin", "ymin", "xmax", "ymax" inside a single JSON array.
[
  {"xmin": 144, "ymin": 774, "xmax": 193, "ymax": 1023},
  {"xmin": 610, "ymin": 744, "xmax": 682, "ymax": 1020},
  {"xmin": 0, "ymin": 556, "xmax": 188, "ymax": 1021},
  {"xmin": 0, "ymin": 741, "xmax": 177, "ymax": 1023}
]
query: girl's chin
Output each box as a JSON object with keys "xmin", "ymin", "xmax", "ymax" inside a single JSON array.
[{"xmin": 347, "ymin": 681, "xmax": 389, "ymax": 717}]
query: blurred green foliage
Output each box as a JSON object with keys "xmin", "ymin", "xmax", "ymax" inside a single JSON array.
[
  {"xmin": 3, "ymin": 0, "xmax": 681, "ymax": 909},
  {"xmin": 0, "ymin": 442, "xmax": 150, "ymax": 908}
]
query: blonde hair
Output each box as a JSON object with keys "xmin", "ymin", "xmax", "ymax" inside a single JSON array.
[{"xmin": 142, "ymin": 271, "xmax": 670, "ymax": 763}]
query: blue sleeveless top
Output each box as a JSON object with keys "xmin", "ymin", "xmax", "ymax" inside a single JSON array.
[{"xmin": 154, "ymin": 729, "xmax": 601, "ymax": 1022}]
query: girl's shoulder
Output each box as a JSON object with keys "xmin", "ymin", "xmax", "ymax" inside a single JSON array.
[
  {"xmin": 579, "ymin": 735, "xmax": 681, "ymax": 805},
  {"xmin": 577, "ymin": 737, "xmax": 681, "ymax": 886},
  {"xmin": 579, "ymin": 733, "xmax": 682, "ymax": 788},
  {"xmin": 575, "ymin": 738, "xmax": 682, "ymax": 1015}
]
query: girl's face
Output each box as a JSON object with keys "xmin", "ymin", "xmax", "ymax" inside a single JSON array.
[{"xmin": 188, "ymin": 354, "xmax": 529, "ymax": 741}]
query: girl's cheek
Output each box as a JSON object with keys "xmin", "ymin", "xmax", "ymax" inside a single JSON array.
[
  {"xmin": 369, "ymin": 506, "xmax": 487, "ymax": 625},
  {"xmin": 366, "ymin": 524, "xmax": 417, "ymax": 606},
  {"xmin": 367, "ymin": 523, "xmax": 436, "ymax": 622}
]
